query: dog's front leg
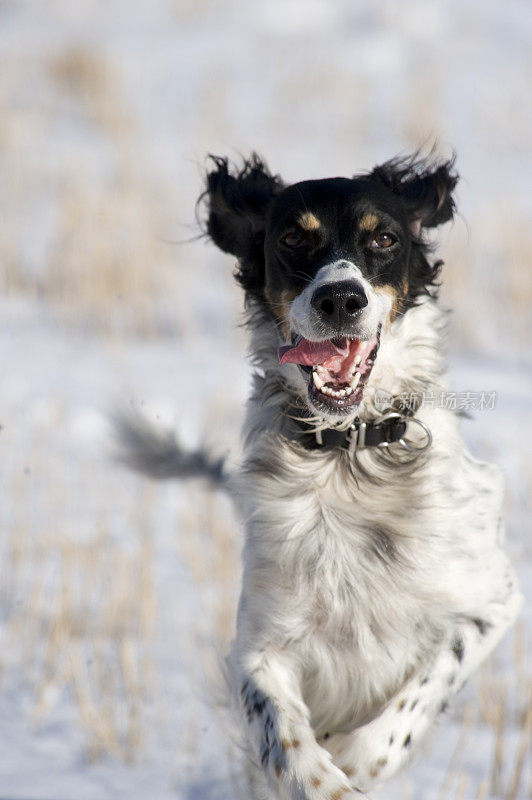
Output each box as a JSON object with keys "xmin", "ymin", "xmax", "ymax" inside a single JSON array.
[
  {"xmin": 325, "ymin": 586, "xmax": 523, "ymax": 791},
  {"xmin": 239, "ymin": 650, "xmax": 366, "ymax": 800}
]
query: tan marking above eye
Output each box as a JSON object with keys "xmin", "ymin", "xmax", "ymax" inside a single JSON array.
[
  {"xmin": 298, "ymin": 211, "xmax": 320, "ymax": 231},
  {"xmin": 359, "ymin": 212, "xmax": 380, "ymax": 232}
]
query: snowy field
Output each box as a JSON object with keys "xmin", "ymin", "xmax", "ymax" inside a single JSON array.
[{"xmin": 0, "ymin": 1, "xmax": 531, "ymax": 798}]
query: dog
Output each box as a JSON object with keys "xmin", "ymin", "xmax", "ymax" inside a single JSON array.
[{"xmin": 119, "ymin": 152, "xmax": 522, "ymax": 799}]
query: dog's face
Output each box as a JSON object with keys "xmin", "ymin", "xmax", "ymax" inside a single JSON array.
[{"xmin": 203, "ymin": 154, "xmax": 457, "ymax": 420}]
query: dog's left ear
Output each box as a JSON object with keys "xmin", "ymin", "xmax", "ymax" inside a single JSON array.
[{"xmin": 370, "ymin": 155, "xmax": 458, "ymax": 236}]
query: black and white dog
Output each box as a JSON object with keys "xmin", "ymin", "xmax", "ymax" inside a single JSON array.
[{"xmin": 122, "ymin": 153, "xmax": 522, "ymax": 799}]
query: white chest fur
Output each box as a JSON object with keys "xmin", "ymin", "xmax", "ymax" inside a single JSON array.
[{"xmin": 235, "ymin": 398, "xmax": 507, "ymax": 737}]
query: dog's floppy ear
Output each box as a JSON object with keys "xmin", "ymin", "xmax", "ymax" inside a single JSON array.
[
  {"xmin": 203, "ymin": 154, "xmax": 283, "ymax": 258},
  {"xmin": 370, "ymin": 154, "xmax": 458, "ymax": 234}
]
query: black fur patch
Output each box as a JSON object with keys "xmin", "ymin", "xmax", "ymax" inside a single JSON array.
[
  {"xmin": 451, "ymin": 635, "xmax": 464, "ymax": 663},
  {"xmin": 403, "ymin": 733, "xmax": 412, "ymax": 748},
  {"xmin": 260, "ymin": 740, "xmax": 270, "ymax": 768},
  {"xmin": 241, "ymin": 680, "xmax": 267, "ymax": 722},
  {"xmin": 201, "ymin": 152, "xmax": 458, "ymax": 308},
  {"xmin": 368, "ymin": 525, "xmax": 397, "ymax": 565},
  {"xmin": 472, "ymin": 618, "xmax": 491, "ymax": 636}
]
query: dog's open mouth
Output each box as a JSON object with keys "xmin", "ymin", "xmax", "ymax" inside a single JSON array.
[{"xmin": 278, "ymin": 328, "xmax": 380, "ymax": 414}]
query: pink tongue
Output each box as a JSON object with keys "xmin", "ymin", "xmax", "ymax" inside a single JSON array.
[{"xmin": 278, "ymin": 337, "xmax": 349, "ymax": 366}]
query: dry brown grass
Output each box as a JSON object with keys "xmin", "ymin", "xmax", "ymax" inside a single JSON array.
[
  {"xmin": 0, "ymin": 444, "xmax": 159, "ymax": 763},
  {"xmin": 43, "ymin": 175, "xmax": 175, "ymax": 335},
  {"xmin": 1, "ymin": 421, "xmax": 530, "ymax": 793},
  {"xmin": 0, "ymin": 7, "xmax": 530, "ymax": 794},
  {"xmin": 428, "ymin": 627, "xmax": 532, "ymax": 800},
  {"xmin": 0, "ymin": 41, "xmax": 203, "ymax": 337},
  {"xmin": 475, "ymin": 624, "xmax": 532, "ymax": 800},
  {"xmin": 178, "ymin": 484, "xmax": 240, "ymax": 654},
  {"xmin": 47, "ymin": 47, "xmax": 129, "ymax": 138},
  {"xmin": 0, "ymin": 28, "xmax": 530, "ymax": 345}
]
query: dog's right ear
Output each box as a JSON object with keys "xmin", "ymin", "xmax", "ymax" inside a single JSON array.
[{"xmin": 202, "ymin": 154, "xmax": 283, "ymax": 259}]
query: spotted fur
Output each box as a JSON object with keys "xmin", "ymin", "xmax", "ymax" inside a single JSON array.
[
  {"xmin": 120, "ymin": 153, "xmax": 523, "ymax": 800},
  {"xmin": 202, "ymin": 154, "xmax": 524, "ymax": 799}
]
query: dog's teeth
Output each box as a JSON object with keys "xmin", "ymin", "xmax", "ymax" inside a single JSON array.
[
  {"xmin": 313, "ymin": 371, "xmax": 325, "ymax": 390},
  {"xmin": 349, "ymin": 372, "xmax": 361, "ymax": 389},
  {"xmin": 317, "ymin": 384, "xmax": 354, "ymax": 400}
]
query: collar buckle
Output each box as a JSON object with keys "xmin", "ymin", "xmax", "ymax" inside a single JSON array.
[
  {"xmin": 349, "ymin": 421, "xmax": 366, "ymax": 453},
  {"xmin": 348, "ymin": 411, "xmax": 432, "ymax": 458}
]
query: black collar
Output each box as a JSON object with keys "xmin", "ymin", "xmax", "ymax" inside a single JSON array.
[{"xmin": 293, "ymin": 413, "xmax": 409, "ymax": 452}]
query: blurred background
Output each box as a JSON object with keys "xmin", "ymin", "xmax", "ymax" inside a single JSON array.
[{"xmin": 0, "ymin": 1, "xmax": 531, "ymax": 798}]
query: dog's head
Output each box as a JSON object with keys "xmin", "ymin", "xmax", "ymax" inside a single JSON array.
[{"xmin": 201, "ymin": 153, "xmax": 457, "ymax": 421}]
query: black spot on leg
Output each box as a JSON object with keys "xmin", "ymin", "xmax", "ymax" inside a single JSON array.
[
  {"xmin": 397, "ymin": 699, "xmax": 407, "ymax": 711},
  {"xmin": 448, "ymin": 674, "xmax": 456, "ymax": 686},
  {"xmin": 410, "ymin": 698, "xmax": 418, "ymax": 712},
  {"xmin": 451, "ymin": 635, "xmax": 464, "ymax": 663},
  {"xmin": 420, "ymin": 676, "xmax": 430, "ymax": 686},
  {"xmin": 260, "ymin": 741, "xmax": 270, "ymax": 768},
  {"xmin": 241, "ymin": 680, "xmax": 267, "ymax": 723},
  {"xmin": 389, "ymin": 733, "xmax": 394, "ymax": 746},
  {"xmin": 403, "ymin": 733, "xmax": 412, "ymax": 748},
  {"xmin": 263, "ymin": 713, "xmax": 274, "ymax": 746},
  {"xmin": 439, "ymin": 700, "xmax": 449, "ymax": 714},
  {"xmin": 472, "ymin": 618, "xmax": 491, "ymax": 636}
]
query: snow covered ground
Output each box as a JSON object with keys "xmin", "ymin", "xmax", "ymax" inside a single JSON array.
[{"xmin": 0, "ymin": 0, "xmax": 531, "ymax": 798}]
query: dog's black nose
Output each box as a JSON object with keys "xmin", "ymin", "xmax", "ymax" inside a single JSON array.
[{"xmin": 311, "ymin": 281, "xmax": 368, "ymax": 327}]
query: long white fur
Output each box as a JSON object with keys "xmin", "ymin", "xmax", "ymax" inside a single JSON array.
[{"xmin": 226, "ymin": 292, "xmax": 522, "ymax": 800}]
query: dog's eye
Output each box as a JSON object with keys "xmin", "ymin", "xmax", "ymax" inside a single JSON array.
[
  {"xmin": 369, "ymin": 232, "xmax": 397, "ymax": 249},
  {"xmin": 281, "ymin": 230, "xmax": 305, "ymax": 248}
]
